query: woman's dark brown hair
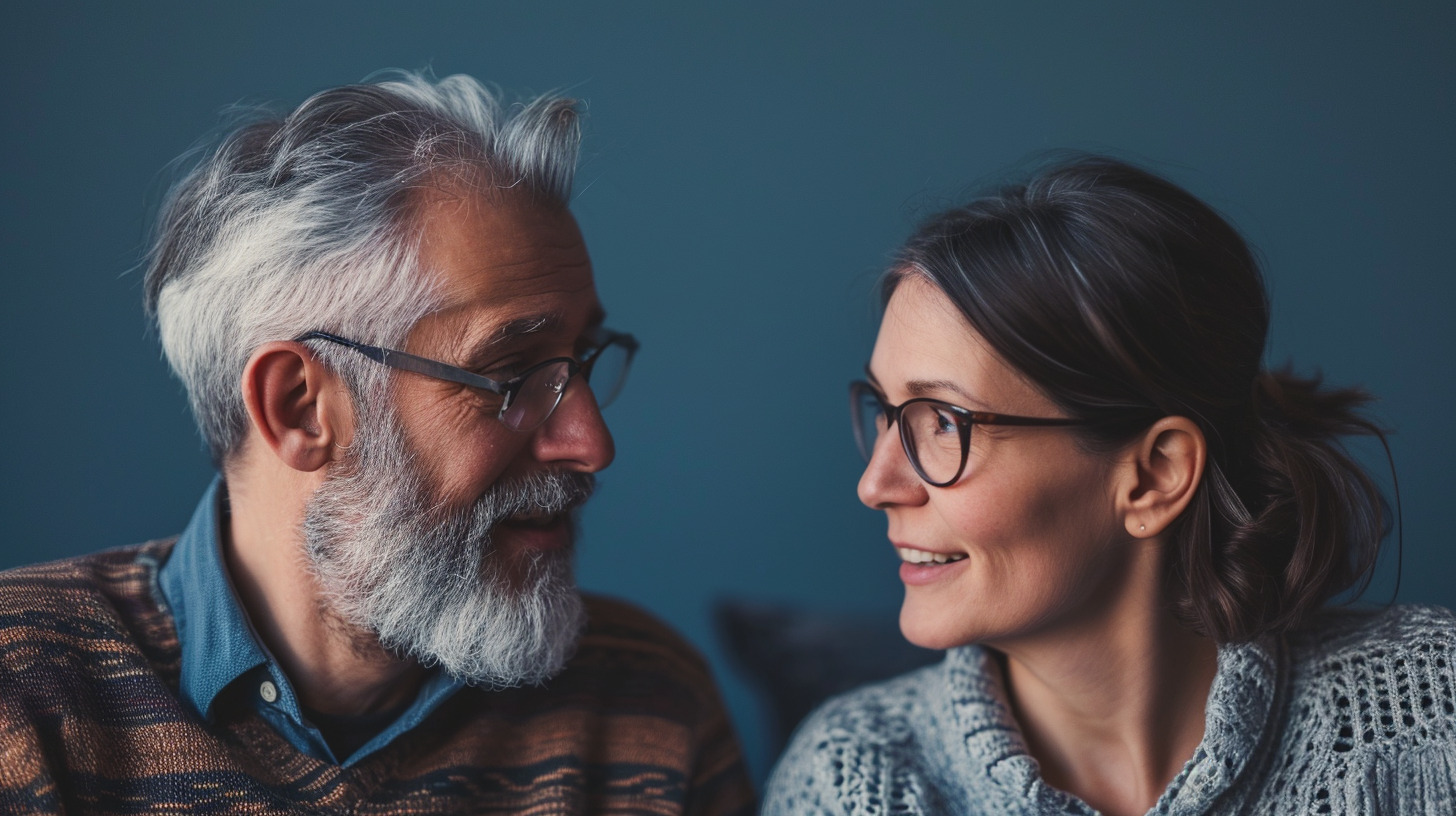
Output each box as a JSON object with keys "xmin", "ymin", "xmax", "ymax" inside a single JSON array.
[{"xmin": 887, "ymin": 154, "xmax": 1393, "ymax": 643}]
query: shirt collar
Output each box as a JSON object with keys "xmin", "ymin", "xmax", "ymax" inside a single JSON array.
[
  {"xmin": 156, "ymin": 476, "xmax": 468, "ymax": 766},
  {"xmin": 157, "ymin": 476, "xmax": 270, "ymax": 722}
]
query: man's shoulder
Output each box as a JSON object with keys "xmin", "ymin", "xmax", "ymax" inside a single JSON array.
[
  {"xmin": 0, "ymin": 540, "xmax": 173, "ymax": 618},
  {"xmin": 580, "ymin": 593, "xmax": 704, "ymax": 655},
  {"xmin": 511, "ymin": 593, "xmax": 737, "ymax": 741},
  {"xmin": 451, "ymin": 594, "xmax": 756, "ymax": 815},
  {"xmin": 0, "ymin": 540, "xmax": 179, "ymax": 674},
  {"xmin": 573, "ymin": 593, "xmax": 717, "ymax": 688}
]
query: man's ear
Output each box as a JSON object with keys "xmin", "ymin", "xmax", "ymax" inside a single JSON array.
[
  {"xmin": 1119, "ymin": 416, "xmax": 1207, "ymax": 539},
  {"xmin": 240, "ymin": 342, "xmax": 352, "ymax": 472}
]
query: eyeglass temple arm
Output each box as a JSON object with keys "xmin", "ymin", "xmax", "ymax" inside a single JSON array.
[
  {"xmin": 851, "ymin": 381, "xmax": 1088, "ymax": 428},
  {"xmin": 294, "ymin": 330, "xmax": 510, "ymax": 395},
  {"xmin": 971, "ymin": 413, "xmax": 1088, "ymax": 427}
]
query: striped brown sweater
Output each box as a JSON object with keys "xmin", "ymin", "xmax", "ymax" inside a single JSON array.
[{"xmin": 0, "ymin": 540, "xmax": 755, "ymax": 814}]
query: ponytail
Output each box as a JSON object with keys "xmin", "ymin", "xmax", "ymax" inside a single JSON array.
[{"xmin": 1169, "ymin": 368, "xmax": 1394, "ymax": 643}]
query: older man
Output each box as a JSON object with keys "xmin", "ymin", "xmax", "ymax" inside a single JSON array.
[{"xmin": 0, "ymin": 73, "xmax": 753, "ymax": 814}]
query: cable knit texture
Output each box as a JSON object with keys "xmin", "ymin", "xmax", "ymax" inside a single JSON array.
[{"xmin": 763, "ymin": 605, "xmax": 1456, "ymax": 815}]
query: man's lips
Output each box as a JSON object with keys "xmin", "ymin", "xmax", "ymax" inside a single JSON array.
[{"xmin": 496, "ymin": 513, "xmax": 573, "ymax": 551}]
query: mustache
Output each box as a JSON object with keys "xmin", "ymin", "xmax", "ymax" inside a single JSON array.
[{"xmin": 473, "ymin": 470, "xmax": 597, "ymax": 524}]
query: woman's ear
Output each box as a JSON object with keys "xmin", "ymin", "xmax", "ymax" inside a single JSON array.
[
  {"xmin": 1119, "ymin": 416, "xmax": 1206, "ymax": 539},
  {"xmin": 240, "ymin": 341, "xmax": 353, "ymax": 472}
]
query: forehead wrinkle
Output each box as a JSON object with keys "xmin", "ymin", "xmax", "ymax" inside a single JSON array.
[{"xmin": 486, "ymin": 259, "xmax": 592, "ymax": 284}]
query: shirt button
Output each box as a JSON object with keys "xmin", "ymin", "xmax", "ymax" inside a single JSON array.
[{"xmin": 259, "ymin": 680, "xmax": 279, "ymax": 704}]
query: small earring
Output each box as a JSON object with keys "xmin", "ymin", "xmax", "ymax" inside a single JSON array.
[{"xmin": 1139, "ymin": 524, "xmax": 1146, "ymax": 532}]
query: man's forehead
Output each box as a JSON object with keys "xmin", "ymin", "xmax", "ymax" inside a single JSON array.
[
  {"xmin": 408, "ymin": 188, "xmax": 602, "ymax": 355},
  {"xmin": 416, "ymin": 190, "xmax": 590, "ymax": 280}
]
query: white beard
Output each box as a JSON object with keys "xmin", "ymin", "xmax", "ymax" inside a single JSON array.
[{"xmin": 300, "ymin": 397, "xmax": 592, "ymax": 687}]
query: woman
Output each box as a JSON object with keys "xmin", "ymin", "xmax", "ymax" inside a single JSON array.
[{"xmin": 763, "ymin": 156, "xmax": 1455, "ymax": 815}]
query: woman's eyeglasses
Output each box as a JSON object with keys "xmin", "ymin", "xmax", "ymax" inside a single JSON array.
[{"xmin": 849, "ymin": 380, "xmax": 1086, "ymax": 487}]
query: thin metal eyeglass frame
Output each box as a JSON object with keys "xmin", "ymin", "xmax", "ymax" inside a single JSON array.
[
  {"xmin": 850, "ymin": 379, "xmax": 1089, "ymax": 487},
  {"xmin": 295, "ymin": 328, "xmax": 638, "ymax": 430}
]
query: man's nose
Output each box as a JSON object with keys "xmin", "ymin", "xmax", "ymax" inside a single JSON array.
[{"xmin": 530, "ymin": 379, "xmax": 616, "ymax": 472}]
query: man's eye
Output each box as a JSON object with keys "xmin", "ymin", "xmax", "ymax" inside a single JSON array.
[{"xmin": 475, "ymin": 358, "xmax": 522, "ymax": 381}]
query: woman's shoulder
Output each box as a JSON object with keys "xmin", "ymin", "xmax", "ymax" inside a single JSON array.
[
  {"xmin": 1289, "ymin": 603, "xmax": 1456, "ymax": 658},
  {"xmin": 1285, "ymin": 603, "xmax": 1456, "ymax": 701},
  {"xmin": 1287, "ymin": 603, "xmax": 1454, "ymax": 694},
  {"xmin": 761, "ymin": 657, "xmax": 955, "ymax": 815},
  {"xmin": 790, "ymin": 657, "xmax": 941, "ymax": 742},
  {"xmin": 1271, "ymin": 603, "xmax": 1456, "ymax": 805}
]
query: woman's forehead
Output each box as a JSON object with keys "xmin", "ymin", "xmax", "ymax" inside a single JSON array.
[{"xmin": 871, "ymin": 277, "xmax": 1054, "ymax": 415}]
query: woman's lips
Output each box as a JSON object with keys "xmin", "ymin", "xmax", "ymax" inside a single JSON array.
[{"xmin": 895, "ymin": 545, "xmax": 969, "ymax": 586}]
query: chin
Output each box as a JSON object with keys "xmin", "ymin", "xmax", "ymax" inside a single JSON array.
[
  {"xmin": 898, "ymin": 587, "xmax": 1040, "ymax": 650},
  {"xmin": 899, "ymin": 599, "xmax": 979, "ymax": 651}
]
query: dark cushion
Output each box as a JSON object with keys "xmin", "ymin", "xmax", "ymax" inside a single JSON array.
[{"xmin": 714, "ymin": 599, "xmax": 943, "ymax": 754}]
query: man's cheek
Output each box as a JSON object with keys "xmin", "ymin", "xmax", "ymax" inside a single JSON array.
[{"xmin": 440, "ymin": 438, "xmax": 521, "ymax": 506}]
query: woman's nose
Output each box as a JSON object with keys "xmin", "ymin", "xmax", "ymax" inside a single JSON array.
[{"xmin": 857, "ymin": 429, "xmax": 929, "ymax": 510}]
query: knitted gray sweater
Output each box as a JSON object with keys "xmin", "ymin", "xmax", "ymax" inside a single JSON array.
[{"xmin": 763, "ymin": 605, "xmax": 1456, "ymax": 815}]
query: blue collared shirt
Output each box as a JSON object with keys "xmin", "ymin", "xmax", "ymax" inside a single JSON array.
[{"xmin": 157, "ymin": 478, "xmax": 464, "ymax": 766}]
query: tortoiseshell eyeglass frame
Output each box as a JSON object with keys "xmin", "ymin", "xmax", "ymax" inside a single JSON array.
[{"xmin": 850, "ymin": 379, "xmax": 1089, "ymax": 487}]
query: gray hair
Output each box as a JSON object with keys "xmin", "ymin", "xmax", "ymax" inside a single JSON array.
[
  {"xmin": 145, "ymin": 71, "xmax": 583, "ymax": 464},
  {"xmin": 301, "ymin": 385, "xmax": 592, "ymax": 686}
]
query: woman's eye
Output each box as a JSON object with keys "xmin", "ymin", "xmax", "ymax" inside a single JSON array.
[{"xmin": 933, "ymin": 409, "xmax": 958, "ymax": 434}]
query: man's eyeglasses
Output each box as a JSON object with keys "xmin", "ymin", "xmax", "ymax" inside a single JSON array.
[
  {"xmin": 297, "ymin": 328, "xmax": 639, "ymax": 432},
  {"xmin": 849, "ymin": 380, "xmax": 1087, "ymax": 487}
]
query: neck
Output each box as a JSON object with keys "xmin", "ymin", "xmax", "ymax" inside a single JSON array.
[
  {"xmin": 222, "ymin": 455, "xmax": 425, "ymax": 716},
  {"xmin": 991, "ymin": 540, "xmax": 1218, "ymax": 816}
]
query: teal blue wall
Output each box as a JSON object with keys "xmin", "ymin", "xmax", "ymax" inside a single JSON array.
[{"xmin": 3, "ymin": 1, "xmax": 1452, "ymax": 785}]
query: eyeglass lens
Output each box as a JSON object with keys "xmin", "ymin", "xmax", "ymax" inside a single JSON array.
[
  {"xmin": 584, "ymin": 341, "xmax": 631, "ymax": 409},
  {"xmin": 500, "ymin": 341, "xmax": 634, "ymax": 432},
  {"xmin": 501, "ymin": 361, "xmax": 572, "ymax": 431},
  {"xmin": 851, "ymin": 385, "xmax": 967, "ymax": 485},
  {"xmin": 900, "ymin": 402, "xmax": 966, "ymax": 485},
  {"xmin": 853, "ymin": 387, "xmax": 887, "ymax": 462}
]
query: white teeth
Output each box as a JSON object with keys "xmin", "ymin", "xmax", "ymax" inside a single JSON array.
[{"xmin": 896, "ymin": 547, "xmax": 966, "ymax": 565}]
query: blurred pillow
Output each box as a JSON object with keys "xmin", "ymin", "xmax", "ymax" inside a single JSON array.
[{"xmin": 714, "ymin": 599, "xmax": 943, "ymax": 754}]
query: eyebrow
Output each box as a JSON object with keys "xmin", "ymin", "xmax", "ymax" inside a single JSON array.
[
  {"xmin": 865, "ymin": 366, "xmax": 989, "ymax": 409},
  {"xmin": 485, "ymin": 313, "xmax": 564, "ymax": 346},
  {"xmin": 904, "ymin": 378, "xmax": 978, "ymax": 401},
  {"xmin": 461, "ymin": 307, "xmax": 608, "ymax": 366}
]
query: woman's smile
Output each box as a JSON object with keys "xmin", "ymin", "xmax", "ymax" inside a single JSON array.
[{"xmin": 895, "ymin": 545, "xmax": 971, "ymax": 586}]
